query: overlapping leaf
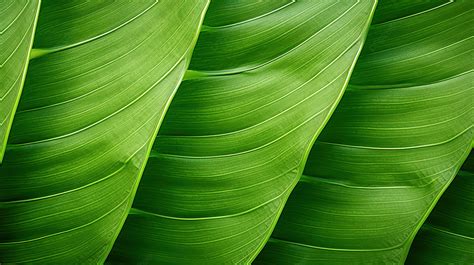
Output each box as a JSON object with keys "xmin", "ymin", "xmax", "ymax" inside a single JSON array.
[
  {"xmin": 406, "ymin": 151, "xmax": 474, "ymax": 264},
  {"xmin": 0, "ymin": 0, "xmax": 209, "ymax": 263},
  {"xmin": 107, "ymin": 1, "xmax": 377, "ymax": 263},
  {"xmin": 255, "ymin": 1, "xmax": 473, "ymax": 264},
  {"xmin": 0, "ymin": 0, "xmax": 40, "ymax": 161}
]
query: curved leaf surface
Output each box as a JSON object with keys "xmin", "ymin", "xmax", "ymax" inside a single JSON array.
[
  {"xmin": 255, "ymin": 1, "xmax": 473, "ymax": 264},
  {"xmin": 0, "ymin": 0, "xmax": 40, "ymax": 162},
  {"xmin": 107, "ymin": 1, "xmax": 377, "ymax": 264},
  {"xmin": 406, "ymin": 151, "xmax": 474, "ymax": 265},
  {"xmin": 0, "ymin": 0, "xmax": 208, "ymax": 263}
]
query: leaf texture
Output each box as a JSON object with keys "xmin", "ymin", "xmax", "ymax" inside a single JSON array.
[
  {"xmin": 107, "ymin": 1, "xmax": 377, "ymax": 264},
  {"xmin": 0, "ymin": 0, "xmax": 209, "ymax": 263},
  {"xmin": 255, "ymin": 1, "xmax": 473, "ymax": 264},
  {"xmin": 406, "ymin": 151, "xmax": 474, "ymax": 265},
  {"xmin": 0, "ymin": 0, "xmax": 40, "ymax": 162}
]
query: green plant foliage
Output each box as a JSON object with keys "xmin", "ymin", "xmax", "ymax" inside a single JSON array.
[
  {"xmin": 406, "ymin": 152, "xmax": 474, "ymax": 265},
  {"xmin": 106, "ymin": 1, "xmax": 376, "ymax": 264},
  {"xmin": 254, "ymin": 0, "xmax": 473, "ymax": 264},
  {"xmin": 0, "ymin": 0, "xmax": 40, "ymax": 161},
  {"xmin": 1, "ymin": 0, "xmax": 472, "ymax": 264},
  {"xmin": 0, "ymin": 0, "xmax": 208, "ymax": 263}
]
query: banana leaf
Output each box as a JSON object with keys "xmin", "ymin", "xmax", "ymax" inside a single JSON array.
[
  {"xmin": 0, "ymin": 0, "xmax": 40, "ymax": 161},
  {"xmin": 255, "ymin": 1, "xmax": 473, "ymax": 264},
  {"xmin": 406, "ymin": 151, "xmax": 474, "ymax": 264},
  {"xmin": 0, "ymin": 0, "xmax": 208, "ymax": 263},
  {"xmin": 107, "ymin": 1, "xmax": 377, "ymax": 264}
]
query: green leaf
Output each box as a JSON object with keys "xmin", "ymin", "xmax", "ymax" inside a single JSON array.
[
  {"xmin": 107, "ymin": 1, "xmax": 377, "ymax": 264},
  {"xmin": 406, "ymin": 151, "xmax": 474, "ymax": 265},
  {"xmin": 0, "ymin": 0, "xmax": 208, "ymax": 263},
  {"xmin": 0, "ymin": 0, "xmax": 40, "ymax": 162},
  {"xmin": 255, "ymin": 1, "xmax": 473, "ymax": 264}
]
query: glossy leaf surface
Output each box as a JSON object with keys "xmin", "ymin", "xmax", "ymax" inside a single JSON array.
[
  {"xmin": 255, "ymin": 0, "xmax": 473, "ymax": 264},
  {"xmin": 0, "ymin": 0, "xmax": 40, "ymax": 161},
  {"xmin": 107, "ymin": 0, "xmax": 376, "ymax": 264},
  {"xmin": 406, "ymin": 152, "xmax": 474, "ymax": 265},
  {"xmin": 0, "ymin": 0, "xmax": 208, "ymax": 263}
]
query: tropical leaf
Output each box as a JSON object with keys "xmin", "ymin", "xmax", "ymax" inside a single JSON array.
[
  {"xmin": 107, "ymin": 1, "xmax": 377, "ymax": 264},
  {"xmin": 406, "ymin": 151, "xmax": 474, "ymax": 265},
  {"xmin": 255, "ymin": 0, "xmax": 473, "ymax": 264},
  {"xmin": 0, "ymin": 0, "xmax": 208, "ymax": 263},
  {"xmin": 0, "ymin": 0, "xmax": 40, "ymax": 162}
]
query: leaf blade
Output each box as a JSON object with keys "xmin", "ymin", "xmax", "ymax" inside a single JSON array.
[
  {"xmin": 107, "ymin": 1, "xmax": 377, "ymax": 263},
  {"xmin": 0, "ymin": 0, "xmax": 40, "ymax": 162},
  {"xmin": 0, "ymin": 0, "xmax": 209, "ymax": 263},
  {"xmin": 255, "ymin": 1, "xmax": 473, "ymax": 264},
  {"xmin": 406, "ymin": 152, "xmax": 474, "ymax": 264}
]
